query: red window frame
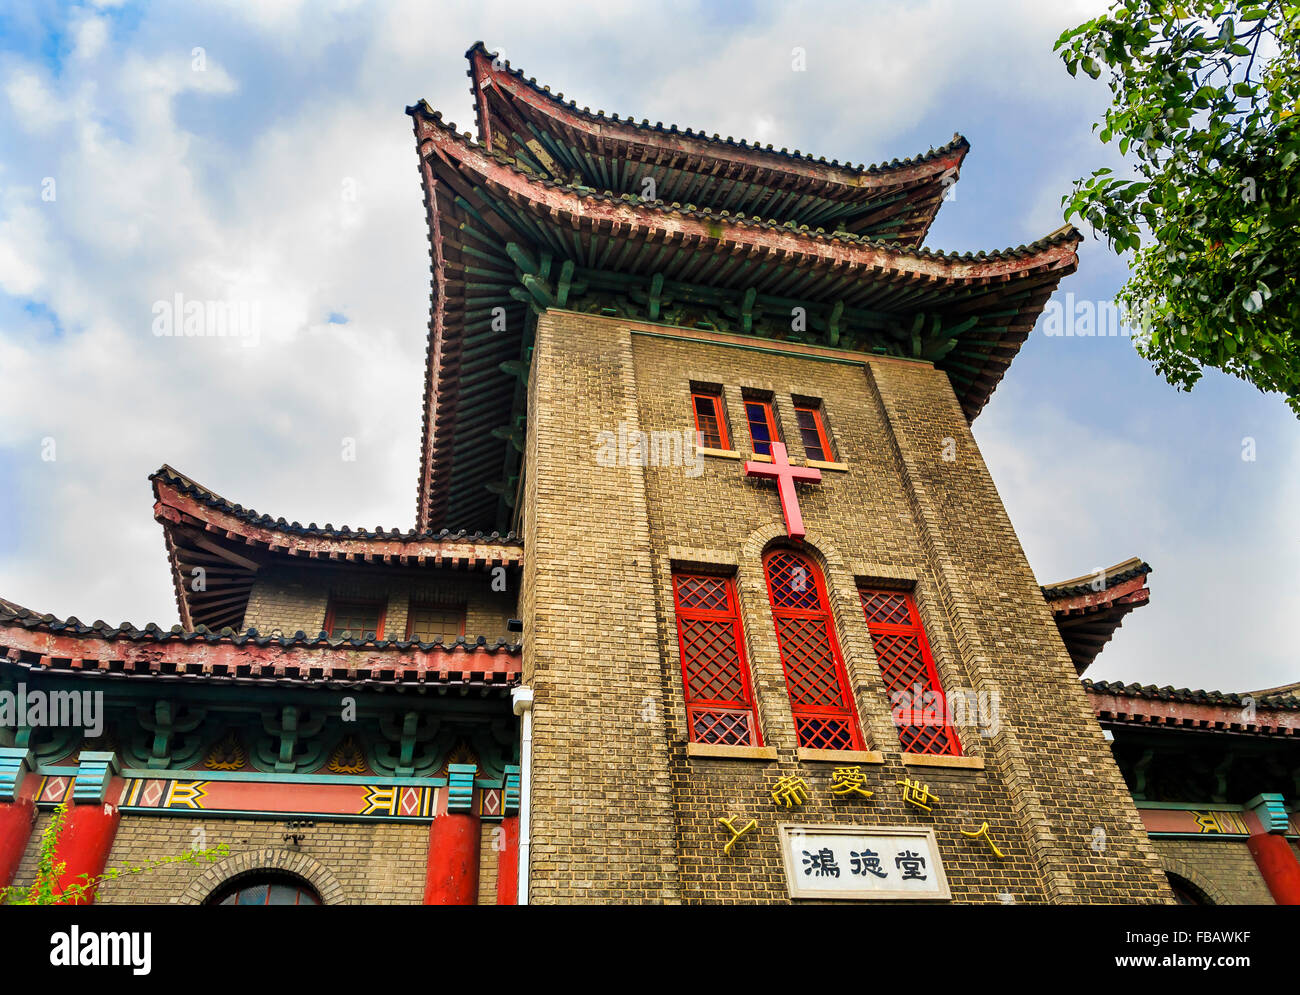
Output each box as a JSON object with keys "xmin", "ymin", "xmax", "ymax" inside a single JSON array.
[
  {"xmin": 745, "ymin": 399, "xmax": 780, "ymax": 457},
  {"xmin": 859, "ymin": 588, "xmax": 961, "ymax": 756},
  {"xmin": 672, "ymin": 572, "xmax": 762, "ymax": 747},
  {"xmin": 324, "ymin": 597, "xmax": 387, "ymax": 639},
  {"xmin": 691, "ymin": 392, "xmax": 729, "ymax": 450},
  {"xmin": 406, "ymin": 603, "xmax": 466, "ymax": 642},
  {"xmin": 794, "ymin": 404, "xmax": 833, "ymax": 462},
  {"xmin": 762, "ymin": 549, "xmax": 864, "ymax": 750}
]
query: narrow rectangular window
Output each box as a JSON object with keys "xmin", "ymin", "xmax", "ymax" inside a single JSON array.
[
  {"xmin": 325, "ymin": 598, "xmax": 386, "ymax": 639},
  {"xmin": 745, "ymin": 399, "xmax": 779, "ymax": 456},
  {"xmin": 672, "ymin": 573, "xmax": 762, "ymax": 746},
  {"xmin": 794, "ymin": 404, "xmax": 833, "ymax": 462},
  {"xmin": 407, "ymin": 603, "xmax": 465, "ymax": 642},
  {"xmin": 859, "ymin": 589, "xmax": 961, "ymax": 756},
  {"xmin": 691, "ymin": 391, "xmax": 728, "ymax": 450}
]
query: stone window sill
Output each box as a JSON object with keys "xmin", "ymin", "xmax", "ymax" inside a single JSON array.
[
  {"xmin": 797, "ymin": 748, "xmax": 884, "ymax": 764},
  {"xmin": 901, "ymin": 754, "xmax": 984, "ymax": 770},
  {"xmin": 686, "ymin": 743, "xmax": 778, "ymax": 761},
  {"xmin": 743, "ymin": 452, "xmax": 846, "ymax": 471},
  {"xmin": 697, "ymin": 447, "xmax": 742, "ymax": 460}
]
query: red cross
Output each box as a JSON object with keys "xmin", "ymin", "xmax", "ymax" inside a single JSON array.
[{"xmin": 745, "ymin": 442, "xmax": 822, "ymax": 539}]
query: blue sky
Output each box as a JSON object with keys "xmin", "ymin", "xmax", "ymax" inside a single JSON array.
[{"xmin": 0, "ymin": 0, "xmax": 1295, "ymax": 692}]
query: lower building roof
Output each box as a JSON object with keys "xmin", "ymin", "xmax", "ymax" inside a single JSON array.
[
  {"xmin": 0, "ymin": 599, "xmax": 521, "ymax": 691},
  {"xmin": 151, "ymin": 465, "xmax": 521, "ymax": 632},
  {"xmin": 1085, "ymin": 679, "xmax": 1300, "ymax": 737}
]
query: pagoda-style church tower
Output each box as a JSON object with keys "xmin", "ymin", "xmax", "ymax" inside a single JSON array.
[
  {"xmin": 0, "ymin": 43, "xmax": 1175, "ymax": 905},
  {"xmin": 402, "ymin": 44, "xmax": 1172, "ymax": 903}
]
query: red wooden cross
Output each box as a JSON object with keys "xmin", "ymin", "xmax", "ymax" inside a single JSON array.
[{"xmin": 744, "ymin": 442, "xmax": 822, "ymax": 539}]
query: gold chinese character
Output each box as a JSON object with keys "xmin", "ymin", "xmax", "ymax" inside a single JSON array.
[
  {"xmin": 829, "ymin": 766, "xmax": 874, "ymax": 799},
  {"xmin": 770, "ymin": 774, "xmax": 810, "ymax": 809},
  {"xmin": 959, "ymin": 821, "xmax": 1006, "ymax": 859},
  {"xmin": 717, "ymin": 815, "xmax": 757, "ymax": 856},
  {"xmin": 895, "ymin": 777, "xmax": 939, "ymax": 811}
]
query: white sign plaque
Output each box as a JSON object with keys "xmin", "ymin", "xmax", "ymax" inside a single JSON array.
[{"xmin": 778, "ymin": 824, "xmax": 950, "ymax": 900}]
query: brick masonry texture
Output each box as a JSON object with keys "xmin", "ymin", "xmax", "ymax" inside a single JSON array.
[
  {"xmin": 521, "ymin": 310, "xmax": 1174, "ymax": 904},
  {"xmin": 1154, "ymin": 838, "xmax": 1273, "ymax": 905},
  {"xmin": 243, "ymin": 563, "xmax": 516, "ymax": 640},
  {"xmin": 14, "ymin": 811, "xmax": 429, "ymax": 904}
]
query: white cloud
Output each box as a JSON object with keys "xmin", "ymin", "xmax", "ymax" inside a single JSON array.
[{"xmin": 3, "ymin": 67, "xmax": 69, "ymax": 135}]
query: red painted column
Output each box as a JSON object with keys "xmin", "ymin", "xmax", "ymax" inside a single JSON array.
[
  {"xmin": 0, "ymin": 796, "xmax": 36, "ymax": 890},
  {"xmin": 1247, "ymin": 833, "xmax": 1300, "ymax": 905},
  {"xmin": 496, "ymin": 816, "xmax": 520, "ymax": 906},
  {"xmin": 0, "ymin": 750, "xmax": 37, "ymax": 891},
  {"xmin": 50, "ymin": 753, "xmax": 123, "ymax": 905},
  {"xmin": 0, "ymin": 769, "xmax": 35, "ymax": 889},
  {"xmin": 423, "ymin": 770, "xmax": 480, "ymax": 905},
  {"xmin": 52, "ymin": 800, "xmax": 122, "ymax": 904}
]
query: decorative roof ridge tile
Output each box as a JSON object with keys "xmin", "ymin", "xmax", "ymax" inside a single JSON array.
[
  {"xmin": 1083, "ymin": 678, "xmax": 1300, "ymax": 711},
  {"xmin": 152, "ymin": 464, "xmax": 522, "ymax": 545},
  {"xmin": 0, "ymin": 599, "xmax": 521, "ymax": 654},
  {"xmin": 409, "ymin": 104, "xmax": 1079, "ymax": 263},
  {"xmin": 459, "ymin": 42, "xmax": 970, "ymax": 176}
]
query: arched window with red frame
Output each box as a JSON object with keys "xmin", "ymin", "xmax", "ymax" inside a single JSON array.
[
  {"xmin": 859, "ymin": 588, "xmax": 961, "ymax": 756},
  {"xmin": 763, "ymin": 548, "xmax": 864, "ymax": 751}
]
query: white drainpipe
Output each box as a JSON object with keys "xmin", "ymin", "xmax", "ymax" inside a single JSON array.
[{"xmin": 511, "ymin": 685, "xmax": 535, "ymax": 906}]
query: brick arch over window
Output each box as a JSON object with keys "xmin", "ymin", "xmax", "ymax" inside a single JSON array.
[
  {"xmin": 178, "ymin": 847, "xmax": 349, "ymax": 906},
  {"xmin": 1159, "ymin": 858, "xmax": 1226, "ymax": 905},
  {"xmin": 762, "ymin": 546, "xmax": 864, "ymax": 751}
]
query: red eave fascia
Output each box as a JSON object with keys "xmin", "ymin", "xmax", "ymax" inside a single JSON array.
[
  {"xmin": 1050, "ymin": 573, "xmax": 1150, "ymax": 617},
  {"xmin": 1, "ymin": 621, "xmax": 521, "ymax": 687},
  {"xmin": 466, "ymin": 45, "xmax": 969, "ymax": 193},
  {"xmin": 1088, "ymin": 689, "xmax": 1300, "ymax": 737}
]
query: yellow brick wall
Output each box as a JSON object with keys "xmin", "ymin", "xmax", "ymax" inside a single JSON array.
[
  {"xmin": 242, "ymin": 564, "xmax": 516, "ymax": 642},
  {"xmin": 1153, "ymin": 837, "xmax": 1274, "ymax": 905},
  {"xmin": 521, "ymin": 309, "xmax": 1172, "ymax": 904}
]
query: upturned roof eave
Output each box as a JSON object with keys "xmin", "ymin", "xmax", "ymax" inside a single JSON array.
[
  {"xmin": 1040, "ymin": 558, "xmax": 1152, "ymax": 674},
  {"xmin": 410, "ymin": 103, "xmax": 1079, "ymax": 275},
  {"xmin": 462, "ymin": 42, "xmax": 971, "ymax": 192}
]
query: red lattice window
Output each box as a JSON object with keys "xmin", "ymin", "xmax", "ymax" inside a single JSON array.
[
  {"xmin": 673, "ymin": 573, "xmax": 761, "ymax": 746},
  {"xmin": 860, "ymin": 589, "xmax": 961, "ymax": 756},
  {"xmin": 691, "ymin": 391, "xmax": 728, "ymax": 450},
  {"xmin": 763, "ymin": 550, "xmax": 863, "ymax": 750}
]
